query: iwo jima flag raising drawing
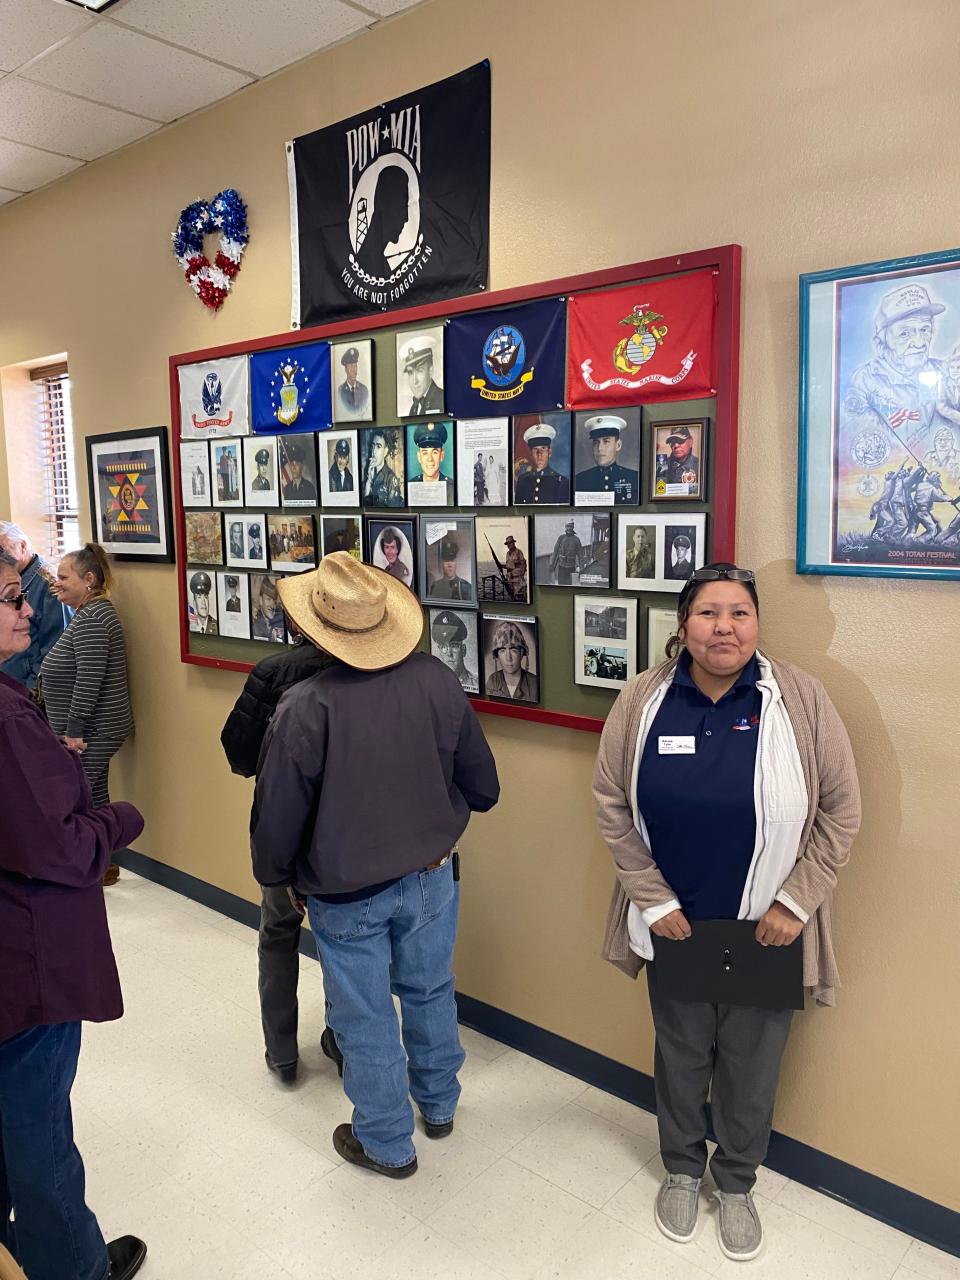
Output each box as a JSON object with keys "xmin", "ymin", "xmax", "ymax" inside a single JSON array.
[{"xmin": 288, "ymin": 62, "xmax": 490, "ymax": 328}]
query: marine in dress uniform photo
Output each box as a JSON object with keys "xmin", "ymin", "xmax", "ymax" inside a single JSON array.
[
  {"xmin": 328, "ymin": 438, "xmax": 355, "ymax": 492},
  {"xmin": 398, "ymin": 333, "xmax": 444, "ymax": 417},
  {"xmin": 408, "ymin": 421, "xmax": 455, "ymax": 503},
  {"xmin": 575, "ymin": 414, "xmax": 640, "ymax": 504},
  {"xmin": 429, "ymin": 535, "xmax": 473, "ymax": 602},
  {"xmin": 188, "ymin": 570, "xmax": 218, "ymax": 635},
  {"xmin": 430, "ymin": 608, "xmax": 478, "ymax": 693},
  {"xmin": 335, "ymin": 345, "xmax": 371, "ymax": 421},
  {"xmin": 513, "ymin": 421, "xmax": 570, "ymax": 504}
]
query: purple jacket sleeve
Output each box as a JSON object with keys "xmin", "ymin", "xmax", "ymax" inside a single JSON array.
[{"xmin": 1, "ymin": 706, "xmax": 144, "ymax": 887}]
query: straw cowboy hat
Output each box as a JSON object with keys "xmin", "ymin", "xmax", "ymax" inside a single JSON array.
[{"xmin": 278, "ymin": 552, "xmax": 423, "ymax": 671}]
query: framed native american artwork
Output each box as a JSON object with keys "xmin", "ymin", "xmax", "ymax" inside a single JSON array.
[
  {"xmin": 799, "ymin": 247, "xmax": 960, "ymax": 579},
  {"xmin": 87, "ymin": 427, "xmax": 174, "ymax": 562}
]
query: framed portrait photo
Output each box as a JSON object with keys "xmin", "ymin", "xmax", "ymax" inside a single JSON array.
[
  {"xmin": 267, "ymin": 512, "xmax": 317, "ymax": 573},
  {"xmin": 512, "ymin": 412, "xmax": 572, "ymax": 505},
  {"xmin": 649, "ymin": 417, "xmax": 708, "ymax": 501},
  {"xmin": 396, "ymin": 325, "xmax": 445, "ymax": 418},
  {"xmin": 359, "ymin": 425, "xmax": 405, "ymax": 509},
  {"xmin": 456, "ymin": 417, "xmax": 510, "ymax": 506},
  {"xmin": 179, "ymin": 439, "xmax": 212, "ymax": 509},
  {"xmin": 331, "ymin": 339, "xmax": 375, "ymax": 423},
  {"xmin": 429, "ymin": 607, "xmax": 480, "ymax": 695},
  {"xmin": 319, "ymin": 429, "xmax": 359, "ymax": 508},
  {"xmin": 533, "ymin": 512, "xmax": 611, "ymax": 588},
  {"xmin": 86, "ymin": 426, "xmax": 174, "ymax": 562},
  {"xmin": 320, "ymin": 515, "xmax": 362, "ymax": 559},
  {"xmin": 420, "ymin": 515, "xmax": 477, "ymax": 608},
  {"xmin": 646, "ymin": 605, "xmax": 676, "ymax": 668},
  {"xmin": 250, "ymin": 572, "xmax": 287, "ymax": 643},
  {"xmin": 617, "ymin": 513, "xmax": 706, "ymax": 592},
  {"xmin": 574, "ymin": 595, "xmax": 638, "ymax": 690},
  {"xmin": 573, "ymin": 408, "xmax": 642, "ymax": 507},
  {"xmin": 186, "ymin": 568, "xmax": 218, "ymax": 635},
  {"xmin": 799, "ymin": 247, "xmax": 960, "ymax": 579},
  {"xmin": 366, "ymin": 517, "xmax": 417, "ymax": 592},
  {"xmin": 278, "ymin": 433, "xmax": 319, "ymax": 507},
  {"xmin": 481, "ymin": 613, "xmax": 540, "ymax": 705},
  {"xmin": 225, "ymin": 514, "xmax": 268, "ymax": 570},
  {"xmin": 406, "ymin": 420, "xmax": 455, "ymax": 507},
  {"xmin": 243, "ymin": 435, "xmax": 280, "ymax": 508},
  {"xmin": 210, "ymin": 437, "xmax": 244, "ymax": 508},
  {"xmin": 184, "ymin": 511, "xmax": 223, "ymax": 565},
  {"xmin": 476, "ymin": 514, "xmax": 531, "ymax": 605},
  {"xmin": 216, "ymin": 570, "xmax": 251, "ymax": 639}
]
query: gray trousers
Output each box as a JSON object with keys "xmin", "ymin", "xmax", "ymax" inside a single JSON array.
[
  {"xmin": 259, "ymin": 885, "xmax": 303, "ymax": 1067},
  {"xmin": 646, "ymin": 961, "xmax": 794, "ymax": 1193}
]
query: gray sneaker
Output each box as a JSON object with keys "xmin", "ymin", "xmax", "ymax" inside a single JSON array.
[
  {"xmin": 714, "ymin": 1189, "xmax": 763, "ymax": 1261},
  {"xmin": 655, "ymin": 1173, "xmax": 701, "ymax": 1243}
]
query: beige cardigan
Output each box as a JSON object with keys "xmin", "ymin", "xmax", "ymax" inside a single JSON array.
[{"xmin": 593, "ymin": 655, "xmax": 861, "ymax": 1006}]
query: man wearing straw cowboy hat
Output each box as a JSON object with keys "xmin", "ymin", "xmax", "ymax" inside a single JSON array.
[{"xmin": 252, "ymin": 554, "xmax": 499, "ymax": 1178}]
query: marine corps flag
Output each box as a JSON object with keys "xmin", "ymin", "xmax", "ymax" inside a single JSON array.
[
  {"xmin": 288, "ymin": 62, "xmax": 490, "ymax": 329},
  {"xmin": 567, "ymin": 271, "xmax": 717, "ymax": 408},
  {"xmin": 445, "ymin": 297, "xmax": 566, "ymax": 419}
]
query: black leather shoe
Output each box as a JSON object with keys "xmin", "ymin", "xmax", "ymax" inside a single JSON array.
[
  {"xmin": 423, "ymin": 1118, "xmax": 454, "ymax": 1139},
  {"xmin": 332, "ymin": 1123, "xmax": 417, "ymax": 1179},
  {"xmin": 320, "ymin": 1027, "xmax": 344, "ymax": 1078},
  {"xmin": 265, "ymin": 1052, "xmax": 298, "ymax": 1084},
  {"xmin": 108, "ymin": 1235, "xmax": 147, "ymax": 1279}
]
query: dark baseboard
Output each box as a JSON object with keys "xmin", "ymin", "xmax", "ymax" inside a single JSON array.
[{"xmin": 114, "ymin": 847, "xmax": 959, "ymax": 1260}]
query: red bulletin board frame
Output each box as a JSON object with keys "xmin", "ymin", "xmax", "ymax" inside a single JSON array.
[{"xmin": 170, "ymin": 244, "xmax": 742, "ymax": 733}]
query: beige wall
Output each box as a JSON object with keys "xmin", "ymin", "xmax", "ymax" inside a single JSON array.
[{"xmin": 1, "ymin": 0, "xmax": 958, "ymax": 1212}]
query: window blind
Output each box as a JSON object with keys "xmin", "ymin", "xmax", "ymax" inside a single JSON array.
[{"xmin": 30, "ymin": 363, "xmax": 80, "ymax": 561}]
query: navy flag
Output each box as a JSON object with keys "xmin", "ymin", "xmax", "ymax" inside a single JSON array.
[{"xmin": 445, "ymin": 297, "xmax": 566, "ymax": 419}]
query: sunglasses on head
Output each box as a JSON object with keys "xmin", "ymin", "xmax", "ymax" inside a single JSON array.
[
  {"xmin": 688, "ymin": 566, "xmax": 755, "ymax": 584},
  {"xmin": 0, "ymin": 592, "xmax": 26, "ymax": 610}
]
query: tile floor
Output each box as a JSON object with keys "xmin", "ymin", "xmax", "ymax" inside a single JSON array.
[{"xmin": 70, "ymin": 872, "xmax": 958, "ymax": 1280}]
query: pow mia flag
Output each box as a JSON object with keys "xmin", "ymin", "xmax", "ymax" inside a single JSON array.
[{"xmin": 288, "ymin": 62, "xmax": 490, "ymax": 329}]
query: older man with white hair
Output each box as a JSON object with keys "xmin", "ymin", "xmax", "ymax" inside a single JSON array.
[{"xmin": 0, "ymin": 521, "xmax": 69, "ymax": 688}]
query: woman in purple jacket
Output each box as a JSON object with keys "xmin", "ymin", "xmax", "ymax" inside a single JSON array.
[{"xmin": 0, "ymin": 551, "xmax": 147, "ymax": 1280}]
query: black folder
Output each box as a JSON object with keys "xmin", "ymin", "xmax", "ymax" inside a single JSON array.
[{"xmin": 652, "ymin": 919, "xmax": 804, "ymax": 1011}]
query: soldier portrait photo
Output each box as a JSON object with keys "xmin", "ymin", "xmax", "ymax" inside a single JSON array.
[
  {"xmin": 266, "ymin": 513, "xmax": 317, "ymax": 572},
  {"xmin": 573, "ymin": 408, "xmax": 641, "ymax": 505},
  {"xmin": 623, "ymin": 521, "xmax": 656, "ymax": 581},
  {"xmin": 367, "ymin": 518, "xmax": 416, "ymax": 587},
  {"xmin": 533, "ymin": 512, "xmax": 610, "ymax": 588},
  {"xmin": 421, "ymin": 517, "xmax": 476, "ymax": 606},
  {"xmin": 320, "ymin": 431, "xmax": 358, "ymax": 508},
  {"xmin": 651, "ymin": 419, "xmax": 706, "ymax": 500},
  {"xmin": 360, "ymin": 426, "xmax": 405, "ymax": 509},
  {"xmin": 405, "ymin": 420, "xmax": 455, "ymax": 507},
  {"xmin": 250, "ymin": 572, "xmax": 286, "ymax": 643},
  {"xmin": 429, "ymin": 607, "xmax": 479, "ymax": 694},
  {"xmin": 321, "ymin": 516, "xmax": 362, "ymax": 560},
  {"xmin": 664, "ymin": 525, "xmax": 697, "ymax": 581},
  {"xmin": 574, "ymin": 595, "xmax": 637, "ymax": 690},
  {"xmin": 512, "ymin": 412, "xmax": 571, "ymax": 505},
  {"xmin": 212, "ymin": 438, "xmax": 243, "ymax": 507},
  {"xmin": 332, "ymin": 339, "xmax": 373, "ymax": 423},
  {"xmin": 243, "ymin": 436, "xmax": 280, "ymax": 507},
  {"xmin": 396, "ymin": 327, "xmax": 445, "ymax": 417},
  {"xmin": 217, "ymin": 570, "xmax": 250, "ymax": 639},
  {"xmin": 184, "ymin": 511, "xmax": 224, "ymax": 566},
  {"xmin": 186, "ymin": 568, "xmax": 218, "ymax": 635},
  {"xmin": 279, "ymin": 434, "xmax": 319, "ymax": 506},
  {"xmin": 475, "ymin": 515, "xmax": 530, "ymax": 605},
  {"xmin": 481, "ymin": 614, "xmax": 540, "ymax": 704}
]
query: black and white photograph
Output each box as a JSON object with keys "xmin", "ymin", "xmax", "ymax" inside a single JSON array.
[
  {"xmin": 617, "ymin": 513, "xmax": 706, "ymax": 592},
  {"xmin": 211, "ymin": 438, "xmax": 244, "ymax": 507},
  {"xmin": 225, "ymin": 514, "xmax": 268, "ymax": 570},
  {"xmin": 180, "ymin": 440, "xmax": 211, "ymax": 509},
  {"xmin": 396, "ymin": 326, "xmax": 445, "ymax": 417},
  {"xmin": 650, "ymin": 418, "xmax": 707, "ymax": 501},
  {"xmin": 574, "ymin": 595, "xmax": 637, "ymax": 690},
  {"xmin": 319, "ymin": 430, "xmax": 359, "ymax": 508},
  {"xmin": 267, "ymin": 513, "xmax": 317, "ymax": 573},
  {"xmin": 456, "ymin": 418, "xmax": 509, "ymax": 506},
  {"xmin": 647, "ymin": 605, "xmax": 676, "ymax": 667},
  {"xmin": 250, "ymin": 572, "xmax": 287, "ymax": 643},
  {"xmin": 429, "ymin": 607, "xmax": 479, "ymax": 695},
  {"xmin": 216, "ymin": 571, "xmax": 250, "ymax": 639},
  {"xmin": 366, "ymin": 518, "xmax": 417, "ymax": 590},
  {"xmin": 573, "ymin": 408, "xmax": 641, "ymax": 506},
  {"xmin": 533, "ymin": 512, "xmax": 611, "ymax": 588},
  {"xmin": 331, "ymin": 339, "xmax": 374, "ymax": 423},
  {"xmin": 481, "ymin": 614, "xmax": 540, "ymax": 705},
  {"xmin": 406, "ymin": 421, "xmax": 455, "ymax": 507},
  {"xmin": 186, "ymin": 568, "xmax": 218, "ymax": 635},
  {"xmin": 243, "ymin": 435, "xmax": 280, "ymax": 508},
  {"xmin": 360, "ymin": 426, "xmax": 405, "ymax": 508},
  {"xmin": 278, "ymin": 434, "xmax": 319, "ymax": 507},
  {"xmin": 420, "ymin": 516, "xmax": 477, "ymax": 607},
  {"xmin": 512, "ymin": 412, "xmax": 572, "ymax": 506},
  {"xmin": 321, "ymin": 515, "xmax": 362, "ymax": 559},
  {"xmin": 476, "ymin": 515, "xmax": 531, "ymax": 605},
  {"xmin": 184, "ymin": 511, "xmax": 223, "ymax": 565}
]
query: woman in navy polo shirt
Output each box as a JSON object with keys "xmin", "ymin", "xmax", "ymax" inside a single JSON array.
[{"xmin": 594, "ymin": 564, "xmax": 861, "ymax": 1263}]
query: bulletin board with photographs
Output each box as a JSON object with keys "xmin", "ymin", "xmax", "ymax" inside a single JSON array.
[{"xmin": 169, "ymin": 245, "xmax": 741, "ymax": 730}]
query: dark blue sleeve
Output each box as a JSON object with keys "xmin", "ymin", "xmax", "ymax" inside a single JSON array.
[
  {"xmin": 452, "ymin": 702, "xmax": 500, "ymax": 813},
  {"xmin": 251, "ymin": 696, "xmax": 327, "ymax": 885},
  {"xmin": 28, "ymin": 579, "xmax": 68, "ymax": 685}
]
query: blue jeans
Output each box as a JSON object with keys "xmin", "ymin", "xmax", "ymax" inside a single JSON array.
[
  {"xmin": 308, "ymin": 859, "xmax": 464, "ymax": 1168},
  {"xmin": 0, "ymin": 1023, "xmax": 109, "ymax": 1280}
]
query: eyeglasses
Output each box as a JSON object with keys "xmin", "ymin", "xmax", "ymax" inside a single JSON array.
[
  {"xmin": 0, "ymin": 593, "xmax": 26, "ymax": 610},
  {"xmin": 688, "ymin": 566, "xmax": 755, "ymax": 584}
]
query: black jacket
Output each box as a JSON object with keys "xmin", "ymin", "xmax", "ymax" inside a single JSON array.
[{"xmin": 221, "ymin": 643, "xmax": 333, "ymax": 778}]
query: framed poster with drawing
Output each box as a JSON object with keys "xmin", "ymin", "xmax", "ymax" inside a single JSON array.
[
  {"xmin": 87, "ymin": 426, "xmax": 174, "ymax": 562},
  {"xmin": 799, "ymin": 247, "xmax": 960, "ymax": 579}
]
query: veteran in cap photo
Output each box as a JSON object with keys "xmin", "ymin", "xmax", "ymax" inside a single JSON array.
[
  {"xmin": 328, "ymin": 436, "xmax": 355, "ymax": 493},
  {"xmin": 188, "ymin": 570, "xmax": 218, "ymax": 635},
  {"xmin": 574, "ymin": 414, "xmax": 640, "ymax": 504},
  {"xmin": 660, "ymin": 423, "xmax": 701, "ymax": 489},
  {"xmin": 399, "ymin": 331, "xmax": 444, "ymax": 417},
  {"xmin": 430, "ymin": 608, "xmax": 478, "ymax": 692},
  {"xmin": 252, "ymin": 445, "xmax": 273, "ymax": 491},
  {"xmin": 514, "ymin": 421, "xmax": 570, "ymax": 504},
  {"xmin": 281, "ymin": 437, "xmax": 318, "ymax": 503},
  {"xmin": 336, "ymin": 344, "xmax": 370, "ymax": 421},
  {"xmin": 429, "ymin": 533, "xmax": 473, "ymax": 602},
  {"xmin": 248, "ymin": 523, "xmax": 263, "ymax": 560},
  {"xmin": 408, "ymin": 421, "xmax": 454, "ymax": 503},
  {"xmin": 224, "ymin": 574, "xmax": 242, "ymax": 612}
]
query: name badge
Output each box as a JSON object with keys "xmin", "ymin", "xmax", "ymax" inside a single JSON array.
[{"xmin": 658, "ymin": 736, "xmax": 696, "ymax": 755}]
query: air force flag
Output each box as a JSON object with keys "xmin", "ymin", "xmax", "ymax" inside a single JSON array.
[
  {"xmin": 444, "ymin": 297, "xmax": 566, "ymax": 419},
  {"xmin": 250, "ymin": 342, "xmax": 333, "ymax": 434}
]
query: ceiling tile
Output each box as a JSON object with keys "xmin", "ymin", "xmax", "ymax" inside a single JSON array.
[
  {"xmin": 116, "ymin": 0, "xmax": 371, "ymax": 77},
  {"xmin": 0, "ymin": 0, "xmax": 93, "ymax": 74},
  {"xmin": 20, "ymin": 22, "xmax": 253, "ymax": 121},
  {"xmin": 0, "ymin": 136, "xmax": 83, "ymax": 190},
  {"xmin": 350, "ymin": 0, "xmax": 423, "ymax": 13},
  {"xmin": 0, "ymin": 77, "xmax": 158, "ymax": 160},
  {"xmin": 0, "ymin": 185, "xmax": 22, "ymax": 205}
]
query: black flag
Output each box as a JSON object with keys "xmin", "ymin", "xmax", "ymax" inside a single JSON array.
[{"xmin": 288, "ymin": 62, "xmax": 490, "ymax": 329}]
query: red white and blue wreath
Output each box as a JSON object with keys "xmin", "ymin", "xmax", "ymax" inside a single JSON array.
[{"xmin": 172, "ymin": 188, "xmax": 249, "ymax": 311}]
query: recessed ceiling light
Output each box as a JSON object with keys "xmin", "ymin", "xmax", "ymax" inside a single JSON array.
[{"xmin": 59, "ymin": 0, "xmax": 123, "ymax": 12}]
